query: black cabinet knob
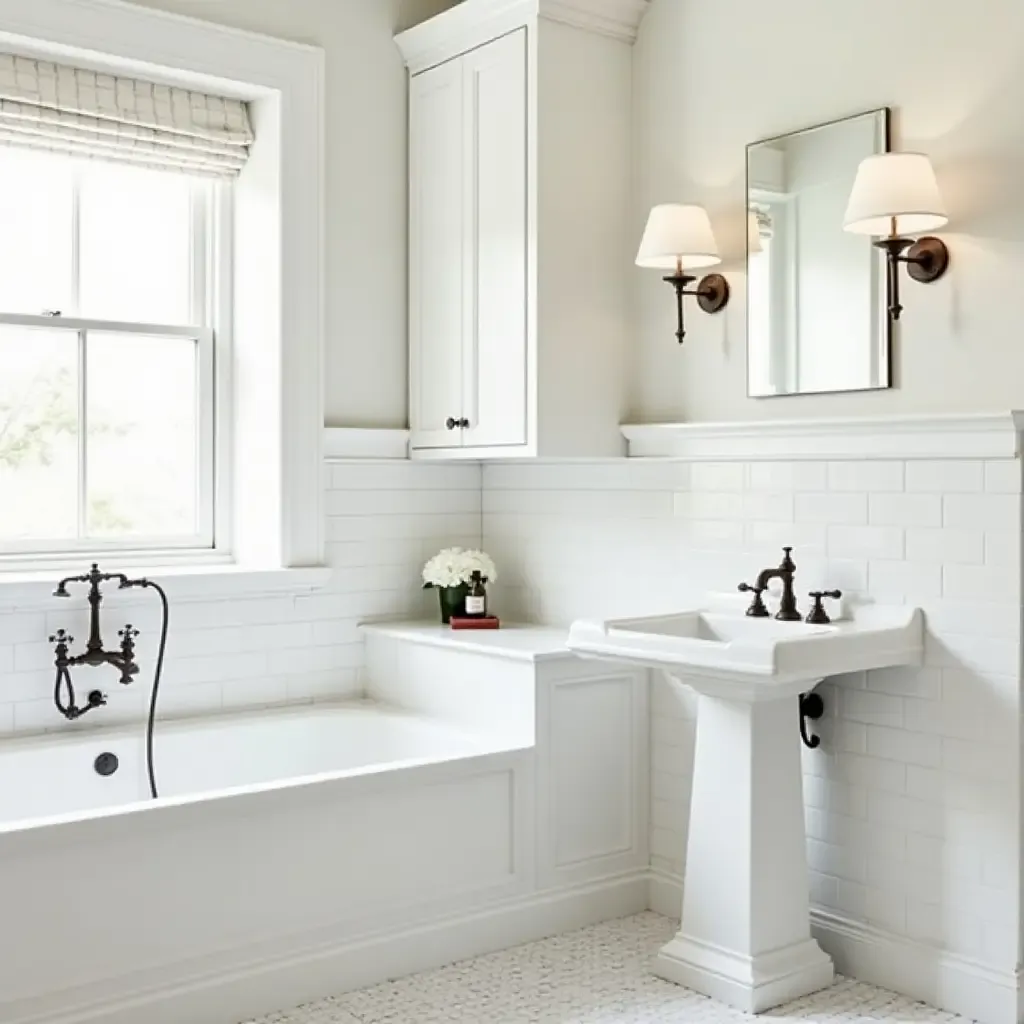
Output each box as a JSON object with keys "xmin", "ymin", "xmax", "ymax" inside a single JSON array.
[{"xmin": 446, "ymin": 417, "xmax": 470, "ymax": 431}]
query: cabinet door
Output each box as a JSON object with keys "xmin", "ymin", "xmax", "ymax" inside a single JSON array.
[
  {"xmin": 409, "ymin": 59, "xmax": 466, "ymax": 450},
  {"xmin": 461, "ymin": 30, "xmax": 529, "ymax": 450}
]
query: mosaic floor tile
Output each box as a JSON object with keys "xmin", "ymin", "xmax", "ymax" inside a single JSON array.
[{"xmin": 244, "ymin": 913, "xmax": 971, "ymax": 1024}]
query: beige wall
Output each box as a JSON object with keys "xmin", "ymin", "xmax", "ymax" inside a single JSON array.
[
  {"xmin": 127, "ymin": 0, "xmax": 459, "ymax": 427},
  {"xmin": 632, "ymin": 0, "xmax": 1024, "ymax": 422}
]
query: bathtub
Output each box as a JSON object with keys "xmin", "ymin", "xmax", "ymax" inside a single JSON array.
[
  {"xmin": 0, "ymin": 631, "xmax": 649, "ymax": 1024},
  {"xmin": 0, "ymin": 702, "xmax": 502, "ymax": 829},
  {"xmin": 0, "ymin": 701, "xmax": 535, "ymax": 1024}
]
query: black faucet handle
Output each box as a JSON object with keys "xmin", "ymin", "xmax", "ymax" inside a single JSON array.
[
  {"xmin": 738, "ymin": 582, "xmax": 770, "ymax": 619},
  {"xmin": 806, "ymin": 590, "xmax": 843, "ymax": 625},
  {"xmin": 118, "ymin": 624, "xmax": 140, "ymax": 640}
]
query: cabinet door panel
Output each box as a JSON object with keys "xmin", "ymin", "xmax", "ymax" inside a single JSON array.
[
  {"xmin": 461, "ymin": 30, "xmax": 529, "ymax": 450},
  {"xmin": 409, "ymin": 60, "xmax": 465, "ymax": 450}
]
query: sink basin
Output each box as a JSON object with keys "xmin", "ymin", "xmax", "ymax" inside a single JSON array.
[
  {"xmin": 614, "ymin": 610, "xmax": 827, "ymax": 642},
  {"xmin": 568, "ymin": 596, "xmax": 923, "ymax": 697},
  {"xmin": 567, "ymin": 594, "xmax": 924, "ymax": 1013}
]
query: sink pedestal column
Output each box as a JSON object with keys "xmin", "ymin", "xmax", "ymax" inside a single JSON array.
[{"xmin": 655, "ymin": 687, "xmax": 834, "ymax": 1012}]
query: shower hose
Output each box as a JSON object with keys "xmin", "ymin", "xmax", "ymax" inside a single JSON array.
[{"xmin": 138, "ymin": 579, "xmax": 170, "ymax": 799}]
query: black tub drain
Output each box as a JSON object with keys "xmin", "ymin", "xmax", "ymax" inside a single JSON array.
[{"xmin": 94, "ymin": 752, "xmax": 119, "ymax": 777}]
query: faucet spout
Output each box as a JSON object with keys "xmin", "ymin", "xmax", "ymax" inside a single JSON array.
[{"xmin": 754, "ymin": 568, "xmax": 783, "ymax": 592}]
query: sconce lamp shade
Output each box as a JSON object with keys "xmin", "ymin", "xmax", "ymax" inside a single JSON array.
[
  {"xmin": 637, "ymin": 204, "xmax": 721, "ymax": 270},
  {"xmin": 844, "ymin": 153, "xmax": 948, "ymax": 237}
]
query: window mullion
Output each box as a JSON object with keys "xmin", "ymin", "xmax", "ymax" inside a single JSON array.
[{"xmin": 77, "ymin": 328, "xmax": 88, "ymax": 540}]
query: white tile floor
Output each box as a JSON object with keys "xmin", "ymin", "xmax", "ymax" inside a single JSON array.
[{"xmin": 246, "ymin": 914, "xmax": 971, "ymax": 1024}]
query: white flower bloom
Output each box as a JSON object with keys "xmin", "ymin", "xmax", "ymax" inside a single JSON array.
[
  {"xmin": 422, "ymin": 547, "xmax": 498, "ymax": 588},
  {"xmin": 422, "ymin": 547, "xmax": 468, "ymax": 588}
]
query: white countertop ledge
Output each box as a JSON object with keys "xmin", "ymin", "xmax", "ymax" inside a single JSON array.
[
  {"xmin": 360, "ymin": 621, "xmax": 573, "ymax": 663},
  {"xmin": 0, "ymin": 564, "xmax": 333, "ymax": 610}
]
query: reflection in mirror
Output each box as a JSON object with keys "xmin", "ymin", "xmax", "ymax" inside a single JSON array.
[{"xmin": 747, "ymin": 109, "xmax": 891, "ymax": 398}]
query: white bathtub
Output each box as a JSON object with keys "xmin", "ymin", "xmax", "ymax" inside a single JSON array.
[
  {"xmin": 0, "ymin": 702, "xmax": 497, "ymax": 830},
  {"xmin": 0, "ymin": 633, "xmax": 650, "ymax": 1024},
  {"xmin": 0, "ymin": 701, "xmax": 534, "ymax": 1024}
]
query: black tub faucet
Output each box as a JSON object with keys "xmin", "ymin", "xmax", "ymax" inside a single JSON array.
[
  {"xmin": 50, "ymin": 563, "xmax": 141, "ymax": 720},
  {"xmin": 738, "ymin": 547, "xmax": 802, "ymax": 622}
]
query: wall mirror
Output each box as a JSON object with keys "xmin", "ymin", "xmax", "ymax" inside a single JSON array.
[{"xmin": 747, "ymin": 108, "xmax": 891, "ymax": 398}]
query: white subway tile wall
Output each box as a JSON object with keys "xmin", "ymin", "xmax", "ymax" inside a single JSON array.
[
  {"xmin": 0, "ymin": 461, "xmax": 483, "ymax": 737},
  {"xmin": 1, "ymin": 451, "xmax": 1020, "ymax": 975},
  {"xmin": 482, "ymin": 456, "xmax": 1023, "ymax": 970}
]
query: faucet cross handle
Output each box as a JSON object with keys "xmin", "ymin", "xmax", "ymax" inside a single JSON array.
[
  {"xmin": 806, "ymin": 590, "xmax": 843, "ymax": 625},
  {"xmin": 738, "ymin": 582, "xmax": 770, "ymax": 619}
]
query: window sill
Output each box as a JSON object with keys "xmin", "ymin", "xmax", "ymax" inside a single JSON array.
[{"xmin": 0, "ymin": 563, "xmax": 332, "ymax": 610}]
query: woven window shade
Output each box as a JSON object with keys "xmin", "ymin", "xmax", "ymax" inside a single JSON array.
[{"xmin": 0, "ymin": 54, "xmax": 254, "ymax": 178}]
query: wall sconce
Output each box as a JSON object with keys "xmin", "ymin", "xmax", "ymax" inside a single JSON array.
[
  {"xmin": 637, "ymin": 204, "xmax": 730, "ymax": 344},
  {"xmin": 844, "ymin": 153, "xmax": 950, "ymax": 322}
]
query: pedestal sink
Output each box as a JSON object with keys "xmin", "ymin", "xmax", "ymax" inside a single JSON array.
[{"xmin": 568, "ymin": 596, "xmax": 923, "ymax": 1013}]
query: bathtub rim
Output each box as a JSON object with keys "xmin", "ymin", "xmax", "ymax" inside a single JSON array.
[
  {"xmin": 0, "ymin": 700, "xmax": 533, "ymax": 841},
  {"xmin": 0, "ymin": 696, "xmax": 479, "ymax": 752}
]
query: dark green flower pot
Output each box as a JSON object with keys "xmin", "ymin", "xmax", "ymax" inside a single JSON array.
[{"xmin": 438, "ymin": 584, "xmax": 469, "ymax": 624}]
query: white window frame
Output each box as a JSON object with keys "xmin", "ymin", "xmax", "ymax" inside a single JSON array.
[
  {"xmin": 0, "ymin": 166, "xmax": 227, "ymax": 562},
  {"xmin": 0, "ymin": 0, "xmax": 325, "ymax": 578}
]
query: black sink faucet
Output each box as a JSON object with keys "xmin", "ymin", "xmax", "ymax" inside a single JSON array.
[{"xmin": 738, "ymin": 547, "xmax": 802, "ymax": 622}]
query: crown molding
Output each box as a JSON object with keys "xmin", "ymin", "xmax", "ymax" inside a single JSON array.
[
  {"xmin": 396, "ymin": 0, "xmax": 649, "ymax": 73},
  {"xmin": 541, "ymin": 0, "xmax": 650, "ymax": 41},
  {"xmin": 621, "ymin": 413, "xmax": 1024, "ymax": 461}
]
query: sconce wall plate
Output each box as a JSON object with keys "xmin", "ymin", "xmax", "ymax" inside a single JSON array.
[
  {"xmin": 696, "ymin": 273, "xmax": 731, "ymax": 314},
  {"xmin": 905, "ymin": 236, "xmax": 950, "ymax": 284}
]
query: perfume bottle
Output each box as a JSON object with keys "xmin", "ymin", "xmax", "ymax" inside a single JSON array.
[{"xmin": 465, "ymin": 570, "xmax": 487, "ymax": 619}]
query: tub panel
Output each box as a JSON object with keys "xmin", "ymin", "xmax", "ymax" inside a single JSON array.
[{"xmin": 0, "ymin": 755, "xmax": 526, "ymax": 1008}]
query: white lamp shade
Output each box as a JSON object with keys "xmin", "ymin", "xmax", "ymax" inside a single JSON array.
[
  {"xmin": 637, "ymin": 204, "xmax": 721, "ymax": 270},
  {"xmin": 844, "ymin": 153, "xmax": 948, "ymax": 237}
]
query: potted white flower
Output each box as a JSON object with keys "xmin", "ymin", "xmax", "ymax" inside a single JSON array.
[{"xmin": 422, "ymin": 548, "xmax": 498, "ymax": 624}]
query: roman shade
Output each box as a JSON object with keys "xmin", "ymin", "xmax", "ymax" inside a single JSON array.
[{"xmin": 0, "ymin": 54, "xmax": 254, "ymax": 178}]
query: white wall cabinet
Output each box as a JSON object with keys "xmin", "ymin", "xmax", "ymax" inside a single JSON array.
[
  {"xmin": 409, "ymin": 30, "xmax": 528, "ymax": 453},
  {"xmin": 399, "ymin": 0, "xmax": 644, "ymax": 460}
]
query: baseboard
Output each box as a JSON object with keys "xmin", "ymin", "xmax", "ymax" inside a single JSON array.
[
  {"xmin": 647, "ymin": 871, "xmax": 1022, "ymax": 1024},
  {"xmin": 648, "ymin": 868, "xmax": 683, "ymax": 918},
  {"xmin": 6, "ymin": 873, "xmax": 649, "ymax": 1024},
  {"xmin": 812, "ymin": 908, "xmax": 1021, "ymax": 1024}
]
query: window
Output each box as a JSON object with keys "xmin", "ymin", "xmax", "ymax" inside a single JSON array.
[{"xmin": 0, "ymin": 148, "xmax": 223, "ymax": 558}]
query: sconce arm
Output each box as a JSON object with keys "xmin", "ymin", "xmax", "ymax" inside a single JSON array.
[
  {"xmin": 873, "ymin": 235, "xmax": 950, "ymax": 323},
  {"xmin": 660, "ymin": 270, "xmax": 731, "ymax": 346}
]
